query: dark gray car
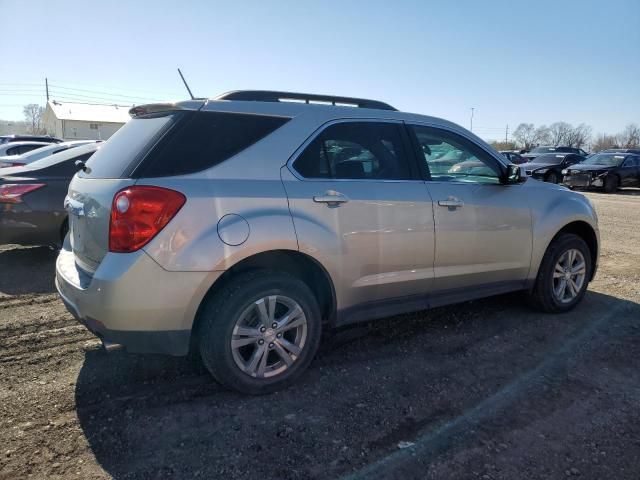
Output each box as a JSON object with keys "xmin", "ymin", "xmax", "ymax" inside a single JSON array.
[{"xmin": 0, "ymin": 143, "xmax": 99, "ymax": 246}]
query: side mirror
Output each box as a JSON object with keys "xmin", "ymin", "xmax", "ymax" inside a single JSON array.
[{"xmin": 504, "ymin": 164, "xmax": 526, "ymax": 184}]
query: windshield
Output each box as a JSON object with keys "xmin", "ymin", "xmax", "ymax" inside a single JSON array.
[
  {"xmin": 530, "ymin": 154, "xmax": 565, "ymax": 165},
  {"xmin": 531, "ymin": 146, "xmax": 558, "ymax": 154},
  {"xmin": 582, "ymin": 154, "xmax": 625, "ymax": 166}
]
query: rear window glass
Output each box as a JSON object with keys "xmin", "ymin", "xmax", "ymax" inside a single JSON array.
[
  {"xmin": 80, "ymin": 113, "xmax": 177, "ymax": 178},
  {"xmin": 137, "ymin": 111, "xmax": 290, "ymax": 177}
]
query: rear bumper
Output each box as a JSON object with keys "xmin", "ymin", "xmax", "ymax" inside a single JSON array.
[{"xmin": 55, "ymin": 243, "xmax": 220, "ymax": 355}]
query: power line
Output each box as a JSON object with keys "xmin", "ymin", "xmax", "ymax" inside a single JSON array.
[
  {"xmin": 49, "ymin": 84, "xmax": 172, "ymax": 102},
  {"xmin": 48, "ymin": 90, "xmax": 161, "ymax": 104},
  {"xmin": 47, "ymin": 79, "xmax": 183, "ymax": 98}
]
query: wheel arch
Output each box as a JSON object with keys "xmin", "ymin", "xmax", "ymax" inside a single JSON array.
[
  {"xmin": 548, "ymin": 220, "xmax": 598, "ymax": 281},
  {"xmin": 190, "ymin": 249, "xmax": 337, "ymax": 347}
]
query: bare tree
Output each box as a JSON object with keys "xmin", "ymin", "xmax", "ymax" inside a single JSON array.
[
  {"xmin": 534, "ymin": 125, "xmax": 551, "ymax": 145},
  {"xmin": 592, "ymin": 133, "xmax": 619, "ymax": 152},
  {"xmin": 488, "ymin": 140, "xmax": 517, "ymax": 151},
  {"xmin": 548, "ymin": 122, "xmax": 572, "ymax": 146},
  {"xmin": 617, "ymin": 123, "xmax": 640, "ymax": 148},
  {"xmin": 23, "ymin": 104, "xmax": 45, "ymax": 135},
  {"xmin": 565, "ymin": 123, "xmax": 592, "ymax": 148},
  {"xmin": 512, "ymin": 123, "xmax": 537, "ymax": 150}
]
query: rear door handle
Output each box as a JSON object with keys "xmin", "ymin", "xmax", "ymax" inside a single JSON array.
[
  {"xmin": 438, "ymin": 197, "xmax": 464, "ymax": 209},
  {"xmin": 313, "ymin": 191, "xmax": 349, "ymax": 206}
]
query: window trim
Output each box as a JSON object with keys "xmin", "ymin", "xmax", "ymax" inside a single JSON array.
[
  {"xmin": 287, "ymin": 118, "xmax": 422, "ymax": 183},
  {"xmin": 405, "ymin": 122, "xmax": 510, "ymax": 185}
]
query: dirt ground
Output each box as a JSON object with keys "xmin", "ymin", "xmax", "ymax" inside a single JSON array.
[{"xmin": 1, "ymin": 189, "xmax": 639, "ymax": 480}]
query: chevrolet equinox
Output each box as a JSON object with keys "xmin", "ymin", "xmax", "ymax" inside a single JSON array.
[{"xmin": 56, "ymin": 90, "xmax": 599, "ymax": 394}]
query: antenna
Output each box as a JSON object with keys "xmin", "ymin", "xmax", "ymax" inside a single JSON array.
[{"xmin": 177, "ymin": 68, "xmax": 195, "ymax": 100}]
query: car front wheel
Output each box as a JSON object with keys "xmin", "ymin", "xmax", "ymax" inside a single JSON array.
[
  {"xmin": 545, "ymin": 171, "xmax": 559, "ymax": 184},
  {"xmin": 603, "ymin": 175, "xmax": 618, "ymax": 193},
  {"xmin": 198, "ymin": 270, "xmax": 322, "ymax": 394},
  {"xmin": 528, "ymin": 233, "xmax": 591, "ymax": 313}
]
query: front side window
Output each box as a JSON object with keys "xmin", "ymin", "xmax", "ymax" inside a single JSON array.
[
  {"xmin": 410, "ymin": 125, "xmax": 502, "ymax": 184},
  {"xmin": 293, "ymin": 122, "xmax": 411, "ymax": 180}
]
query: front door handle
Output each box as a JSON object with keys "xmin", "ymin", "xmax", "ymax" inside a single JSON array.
[
  {"xmin": 313, "ymin": 191, "xmax": 349, "ymax": 206},
  {"xmin": 438, "ymin": 197, "xmax": 464, "ymax": 209}
]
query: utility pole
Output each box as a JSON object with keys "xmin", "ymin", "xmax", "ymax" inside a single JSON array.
[
  {"xmin": 505, "ymin": 124, "xmax": 509, "ymax": 144},
  {"xmin": 45, "ymin": 77, "xmax": 49, "ymax": 101},
  {"xmin": 470, "ymin": 107, "xmax": 475, "ymax": 132}
]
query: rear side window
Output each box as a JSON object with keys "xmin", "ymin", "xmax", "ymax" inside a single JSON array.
[
  {"xmin": 293, "ymin": 122, "xmax": 412, "ymax": 180},
  {"xmin": 80, "ymin": 113, "xmax": 178, "ymax": 178},
  {"xmin": 137, "ymin": 111, "xmax": 290, "ymax": 177}
]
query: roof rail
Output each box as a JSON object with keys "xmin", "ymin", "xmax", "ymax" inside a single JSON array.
[{"xmin": 216, "ymin": 90, "xmax": 397, "ymax": 111}]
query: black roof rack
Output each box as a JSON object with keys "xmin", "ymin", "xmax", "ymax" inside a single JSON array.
[{"xmin": 216, "ymin": 90, "xmax": 397, "ymax": 111}]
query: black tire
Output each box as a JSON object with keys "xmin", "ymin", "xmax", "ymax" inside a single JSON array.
[
  {"xmin": 197, "ymin": 270, "xmax": 322, "ymax": 394},
  {"xmin": 603, "ymin": 175, "xmax": 618, "ymax": 193},
  {"xmin": 527, "ymin": 233, "xmax": 591, "ymax": 313},
  {"xmin": 545, "ymin": 171, "xmax": 559, "ymax": 184}
]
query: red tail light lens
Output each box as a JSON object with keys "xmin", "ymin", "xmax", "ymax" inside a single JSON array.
[
  {"xmin": 0, "ymin": 162, "xmax": 26, "ymax": 168},
  {"xmin": 109, "ymin": 186, "xmax": 186, "ymax": 253},
  {"xmin": 0, "ymin": 183, "xmax": 45, "ymax": 203}
]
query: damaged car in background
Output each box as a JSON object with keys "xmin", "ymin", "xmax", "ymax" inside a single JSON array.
[{"xmin": 562, "ymin": 152, "xmax": 640, "ymax": 192}]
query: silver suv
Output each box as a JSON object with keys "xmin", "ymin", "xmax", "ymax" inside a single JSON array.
[{"xmin": 56, "ymin": 90, "xmax": 599, "ymax": 394}]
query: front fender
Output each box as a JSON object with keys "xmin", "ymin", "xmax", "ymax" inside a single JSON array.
[{"xmin": 526, "ymin": 182, "xmax": 599, "ymax": 281}]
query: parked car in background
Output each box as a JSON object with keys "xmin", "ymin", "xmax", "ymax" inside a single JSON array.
[
  {"xmin": 56, "ymin": 91, "xmax": 599, "ymax": 394},
  {"xmin": 562, "ymin": 152, "xmax": 640, "ymax": 193},
  {"xmin": 0, "ymin": 134, "xmax": 63, "ymax": 144},
  {"xmin": 601, "ymin": 148, "xmax": 640, "ymax": 155},
  {"xmin": 523, "ymin": 146, "xmax": 589, "ymax": 162},
  {"xmin": 524, "ymin": 153, "xmax": 585, "ymax": 183},
  {"xmin": 0, "ymin": 141, "xmax": 50, "ymax": 157},
  {"xmin": 500, "ymin": 150, "xmax": 527, "ymax": 164},
  {"xmin": 0, "ymin": 143, "xmax": 100, "ymax": 246},
  {"xmin": 0, "ymin": 140, "xmax": 99, "ymax": 168}
]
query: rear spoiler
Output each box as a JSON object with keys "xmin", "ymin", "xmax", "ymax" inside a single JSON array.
[{"xmin": 129, "ymin": 100, "xmax": 206, "ymax": 118}]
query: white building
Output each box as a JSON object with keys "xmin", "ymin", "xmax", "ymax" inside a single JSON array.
[{"xmin": 43, "ymin": 100, "xmax": 131, "ymax": 140}]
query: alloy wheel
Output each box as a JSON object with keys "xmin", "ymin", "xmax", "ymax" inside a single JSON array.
[
  {"xmin": 230, "ymin": 295, "xmax": 308, "ymax": 378},
  {"xmin": 552, "ymin": 248, "xmax": 586, "ymax": 303}
]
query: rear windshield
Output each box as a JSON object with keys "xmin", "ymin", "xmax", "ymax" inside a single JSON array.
[{"xmin": 79, "ymin": 113, "xmax": 177, "ymax": 178}]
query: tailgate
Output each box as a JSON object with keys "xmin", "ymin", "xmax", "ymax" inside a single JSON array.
[{"xmin": 65, "ymin": 176, "xmax": 136, "ymax": 274}]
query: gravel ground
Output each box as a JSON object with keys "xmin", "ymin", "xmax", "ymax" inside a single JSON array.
[{"xmin": 0, "ymin": 189, "xmax": 639, "ymax": 480}]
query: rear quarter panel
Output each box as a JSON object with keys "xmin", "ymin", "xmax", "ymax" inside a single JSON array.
[{"xmin": 141, "ymin": 177, "xmax": 298, "ymax": 272}]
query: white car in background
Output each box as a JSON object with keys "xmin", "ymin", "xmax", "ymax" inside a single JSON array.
[
  {"xmin": 0, "ymin": 140, "xmax": 100, "ymax": 168},
  {"xmin": 0, "ymin": 141, "xmax": 50, "ymax": 157}
]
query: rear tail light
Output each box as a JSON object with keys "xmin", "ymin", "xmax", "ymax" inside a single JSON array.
[
  {"xmin": 0, "ymin": 162, "xmax": 25, "ymax": 168},
  {"xmin": 0, "ymin": 183, "xmax": 45, "ymax": 203},
  {"xmin": 109, "ymin": 185, "xmax": 186, "ymax": 253}
]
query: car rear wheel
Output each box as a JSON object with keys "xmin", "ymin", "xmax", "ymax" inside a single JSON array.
[
  {"xmin": 527, "ymin": 233, "xmax": 591, "ymax": 313},
  {"xmin": 197, "ymin": 270, "xmax": 321, "ymax": 394},
  {"xmin": 545, "ymin": 171, "xmax": 559, "ymax": 184},
  {"xmin": 603, "ymin": 175, "xmax": 618, "ymax": 193}
]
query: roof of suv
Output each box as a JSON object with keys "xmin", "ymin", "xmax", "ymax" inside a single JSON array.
[{"xmin": 128, "ymin": 90, "xmax": 466, "ymax": 135}]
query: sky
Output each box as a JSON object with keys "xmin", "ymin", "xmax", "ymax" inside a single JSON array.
[{"xmin": 1, "ymin": 0, "xmax": 639, "ymax": 140}]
